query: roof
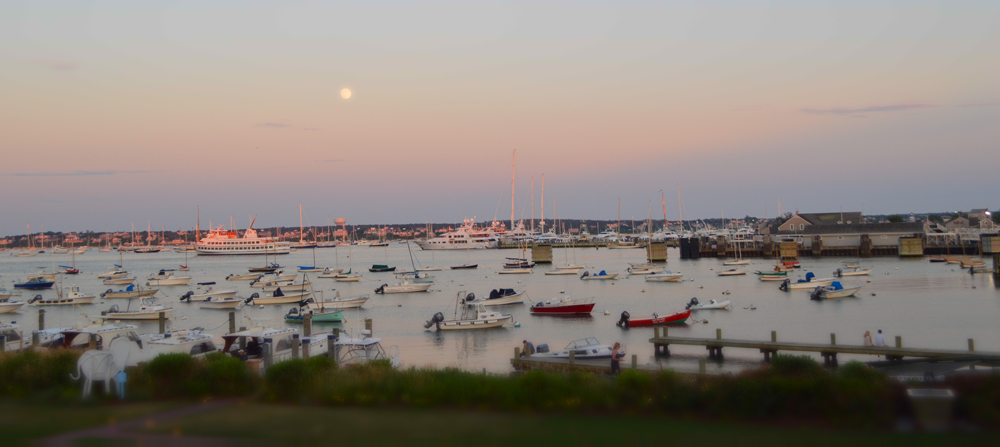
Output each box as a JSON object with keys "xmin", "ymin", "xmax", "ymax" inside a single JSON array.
[
  {"xmin": 777, "ymin": 222, "xmax": 924, "ymax": 235},
  {"xmin": 797, "ymin": 212, "xmax": 864, "ymax": 226},
  {"xmin": 970, "ymin": 208, "xmax": 988, "ymax": 213}
]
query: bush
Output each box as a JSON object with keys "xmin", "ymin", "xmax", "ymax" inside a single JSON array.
[
  {"xmin": 127, "ymin": 353, "xmax": 257, "ymax": 400},
  {"xmin": 0, "ymin": 350, "xmax": 81, "ymax": 399}
]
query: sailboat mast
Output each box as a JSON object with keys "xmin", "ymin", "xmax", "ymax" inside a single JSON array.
[
  {"xmin": 661, "ymin": 191, "xmax": 667, "ymax": 231},
  {"xmin": 530, "ymin": 177, "xmax": 534, "ymax": 232},
  {"xmin": 540, "ymin": 174, "xmax": 545, "ymax": 233},
  {"xmin": 299, "ymin": 203, "xmax": 304, "ymax": 243},
  {"xmin": 510, "ymin": 149, "xmax": 515, "ymax": 232},
  {"xmin": 677, "ymin": 185, "xmax": 684, "ymax": 233},
  {"xmin": 196, "ymin": 206, "xmax": 201, "ymax": 243}
]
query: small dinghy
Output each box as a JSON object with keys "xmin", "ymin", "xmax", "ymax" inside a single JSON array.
[
  {"xmin": 779, "ymin": 272, "xmax": 835, "ymax": 291},
  {"xmin": 531, "ymin": 337, "xmax": 616, "ymax": 359},
  {"xmin": 482, "ymin": 288, "xmax": 526, "ymax": 306},
  {"xmin": 615, "ymin": 310, "xmax": 691, "ymax": 328},
  {"xmin": 717, "ymin": 269, "xmax": 746, "ymax": 276},
  {"xmin": 530, "ymin": 297, "xmax": 595, "ymax": 315},
  {"xmin": 684, "ymin": 297, "xmax": 732, "ymax": 310},
  {"xmin": 580, "ymin": 270, "xmax": 618, "ymax": 280},
  {"xmin": 810, "ymin": 281, "xmax": 862, "ymax": 300},
  {"xmin": 835, "ymin": 268, "xmax": 871, "ymax": 277}
]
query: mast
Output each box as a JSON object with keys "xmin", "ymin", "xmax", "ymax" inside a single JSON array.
[
  {"xmin": 677, "ymin": 185, "xmax": 684, "ymax": 233},
  {"xmin": 530, "ymin": 177, "xmax": 534, "ymax": 232},
  {"xmin": 540, "ymin": 174, "xmax": 545, "ymax": 233},
  {"xmin": 510, "ymin": 149, "xmax": 515, "ymax": 232},
  {"xmin": 196, "ymin": 206, "xmax": 201, "ymax": 243},
  {"xmin": 661, "ymin": 190, "xmax": 667, "ymax": 231},
  {"xmin": 299, "ymin": 203, "xmax": 304, "ymax": 243}
]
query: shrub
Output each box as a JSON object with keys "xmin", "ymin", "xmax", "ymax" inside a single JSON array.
[{"xmin": 0, "ymin": 350, "xmax": 80, "ymax": 399}]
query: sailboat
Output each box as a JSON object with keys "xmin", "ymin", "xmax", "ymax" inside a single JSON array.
[
  {"xmin": 59, "ymin": 248, "xmax": 80, "ymax": 274},
  {"xmin": 330, "ymin": 244, "xmax": 362, "ymax": 282},
  {"xmin": 291, "ymin": 203, "xmax": 317, "ymax": 249}
]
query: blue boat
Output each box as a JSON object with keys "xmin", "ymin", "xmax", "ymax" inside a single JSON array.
[{"xmin": 14, "ymin": 276, "xmax": 55, "ymax": 290}]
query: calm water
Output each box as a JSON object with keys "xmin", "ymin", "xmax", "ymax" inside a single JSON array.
[{"xmin": 2, "ymin": 245, "xmax": 998, "ymax": 372}]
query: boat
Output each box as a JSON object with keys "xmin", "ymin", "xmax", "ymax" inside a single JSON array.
[
  {"xmin": 722, "ymin": 260, "xmax": 749, "ymax": 266},
  {"xmin": 416, "ymin": 219, "xmax": 499, "ymax": 250},
  {"xmin": 0, "ymin": 297, "xmax": 25, "ymax": 314},
  {"xmin": 317, "ymin": 267, "xmax": 344, "ymax": 278},
  {"xmin": 306, "ymin": 292, "xmax": 369, "ymax": 310},
  {"xmin": 103, "ymin": 298, "xmax": 173, "ymax": 320},
  {"xmin": 395, "ymin": 271, "xmax": 435, "ymax": 284},
  {"xmin": 960, "ymin": 260, "xmax": 986, "ymax": 268},
  {"xmin": 285, "ymin": 305, "xmax": 344, "ymax": 323},
  {"xmin": 374, "ymin": 281, "xmax": 432, "ymax": 294},
  {"xmin": 13, "ymin": 276, "xmax": 55, "ymax": 290},
  {"xmin": 645, "ymin": 272, "xmax": 683, "ymax": 282},
  {"xmin": 627, "ymin": 266, "xmax": 664, "ymax": 275},
  {"xmin": 782, "ymin": 261, "xmax": 801, "ymax": 268},
  {"xmin": 97, "ymin": 265, "xmax": 129, "ymax": 279},
  {"xmin": 0, "ymin": 287, "xmax": 22, "ymax": 300},
  {"xmin": 450, "ymin": 264, "xmax": 478, "ymax": 270},
  {"xmin": 615, "ymin": 309, "xmax": 691, "ymax": 327},
  {"xmin": 101, "ymin": 284, "xmax": 159, "ymax": 299},
  {"xmin": 246, "ymin": 288, "xmax": 311, "ymax": 305},
  {"xmin": 249, "ymin": 263, "xmax": 281, "ymax": 273},
  {"xmin": 0, "ymin": 322, "xmax": 27, "ymax": 349},
  {"xmin": 226, "ymin": 273, "xmax": 260, "ymax": 281},
  {"xmin": 927, "ymin": 256, "xmax": 946, "ymax": 263},
  {"xmin": 503, "ymin": 258, "xmax": 535, "ymax": 269},
  {"xmin": 29, "ymin": 286, "xmax": 96, "ymax": 306},
  {"xmin": 103, "ymin": 277, "xmax": 136, "ymax": 286},
  {"xmin": 221, "ymin": 326, "xmax": 330, "ymax": 367},
  {"xmin": 333, "ymin": 333, "xmax": 401, "ymax": 368},
  {"xmin": 834, "ymin": 268, "xmax": 872, "ymax": 277},
  {"xmin": 531, "ymin": 337, "xmax": 616, "ymax": 359},
  {"xmin": 757, "ymin": 274, "xmax": 788, "ymax": 282},
  {"xmin": 969, "ymin": 265, "xmax": 992, "ymax": 274},
  {"xmin": 179, "ymin": 287, "xmax": 238, "ymax": 302},
  {"xmin": 195, "ymin": 215, "xmax": 291, "ymax": 255},
  {"xmin": 423, "ymin": 291, "xmax": 512, "ymax": 331},
  {"xmin": 33, "ymin": 322, "xmax": 140, "ymax": 349},
  {"xmin": 580, "ymin": 271, "xmax": 618, "ymax": 280},
  {"xmin": 717, "ymin": 269, "xmax": 746, "ymax": 277},
  {"xmin": 529, "ymin": 296, "xmax": 595, "ymax": 315},
  {"xmin": 334, "ymin": 273, "xmax": 363, "ymax": 282},
  {"xmin": 199, "ymin": 296, "xmax": 245, "ymax": 309},
  {"xmin": 544, "ymin": 267, "xmax": 580, "ymax": 275},
  {"xmin": 59, "ymin": 265, "xmax": 80, "ymax": 275},
  {"xmin": 754, "ymin": 270, "xmax": 787, "ymax": 277},
  {"xmin": 779, "ymin": 272, "xmax": 835, "ymax": 291},
  {"xmin": 260, "ymin": 279, "xmax": 311, "ymax": 293},
  {"xmin": 810, "ymin": 281, "xmax": 862, "ymax": 300},
  {"xmin": 146, "ymin": 273, "xmax": 192, "ymax": 286},
  {"xmin": 684, "ymin": 297, "xmax": 732, "ymax": 310},
  {"xmin": 481, "ymin": 288, "xmax": 526, "ymax": 306},
  {"xmin": 498, "ymin": 268, "xmax": 532, "ymax": 275},
  {"xmin": 369, "ymin": 264, "xmax": 396, "ymax": 273}
]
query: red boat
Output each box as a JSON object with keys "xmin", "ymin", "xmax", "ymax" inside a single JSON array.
[
  {"xmin": 530, "ymin": 297, "xmax": 595, "ymax": 315},
  {"xmin": 781, "ymin": 261, "xmax": 801, "ymax": 268},
  {"xmin": 616, "ymin": 310, "xmax": 690, "ymax": 327}
]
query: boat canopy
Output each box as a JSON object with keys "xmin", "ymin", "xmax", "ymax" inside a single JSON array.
[
  {"xmin": 567, "ymin": 337, "xmax": 601, "ymax": 349},
  {"xmin": 489, "ymin": 288, "xmax": 517, "ymax": 299},
  {"xmin": 830, "ymin": 281, "xmax": 844, "ymax": 290},
  {"xmin": 795, "ymin": 272, "xmax": 816, "ymax": 283}
]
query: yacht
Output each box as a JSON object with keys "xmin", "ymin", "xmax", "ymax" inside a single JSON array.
[
  {"xmin": 195, "ymin": 216, "xmax": 291, "ymax": 256},
  {"xmin": 415, "ymin": 219, "xmax": 499, "ymax": 250}
]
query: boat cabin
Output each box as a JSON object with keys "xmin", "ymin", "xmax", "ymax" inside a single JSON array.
[
  {"xmin": 333, "ymin": 334, "xmax": 400, "ymax": 368},
  {"xmin": 221, "ymin": 326, "xmax": 329, "ymax": 373}
]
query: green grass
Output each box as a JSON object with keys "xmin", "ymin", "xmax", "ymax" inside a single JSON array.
[
  {"xmin": 0, "ymin": 401, "xmax": 181, "ymax": 444},
  {"xmin": 142, "ymin": 403, "xmax": 991, "ymax": 445}
]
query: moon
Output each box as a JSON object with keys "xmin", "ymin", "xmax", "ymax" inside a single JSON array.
[{"xmin": 340, "ymin": 88, "xmax": 352, "ymax": 100}]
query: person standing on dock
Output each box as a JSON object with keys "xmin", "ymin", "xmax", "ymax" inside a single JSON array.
[
  {"xmin": 863, "ymin": 331, "xmax": 873, "ymax": 347},
  {"xmin": 610, "ymin": 342, "xmax": 623, "ymax": 375},
  {"xmin": 874, "ymin": 330, "xmax": 886, "ymax": 347}
]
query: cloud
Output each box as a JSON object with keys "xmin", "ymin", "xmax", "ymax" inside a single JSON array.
[
  {"xmin": 5, "ymin": 170, "xmax": 151, "ymax": 177},
  {"xmin": 255, "ymin": 122, "xmax": 290, "ymax": 128},
  {"xmin": 800, "ymin": 104, "xmax": 934, "ymax": 117},
  {"xmin": 32, "ymin": 59, "xmax": 79, "ymax": 72}
]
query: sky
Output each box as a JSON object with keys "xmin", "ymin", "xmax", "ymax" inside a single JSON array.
[{"xmin": 1, "ymin": 1, "xmax": 998, "ymax": 236}]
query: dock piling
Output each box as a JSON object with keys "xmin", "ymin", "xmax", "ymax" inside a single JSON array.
[
  {"xmin": 968, "ymin": 338, "xmax": 975, "ymax": 352},
  {"xmin": 89, "ymin": 334, "xmax": 97, "ymax": 350},
  {"xmin": 327, "ymin": 334, "xmax": 337, "ymax": 362},
  {"xmin": 364, "ymin": 318, "xmax": 373, "ymax": 336},
  {"xmin": 228, "ymin": 312, "xmax": 235, "ymax": 334},
  {"xmin": 896, "ymin": 336, "xmax": 902, "ymax": 349},
  {"xmin": 158, "ymin": 312, "xmax": 166, "ymax": 334},
  {"xmin": 569, "ymin": 350, "xmax": 575, "ymax": 365},
  {"xmin": 302, "ymin": 338, "xmax": 310, "ymax": 359},
  {"xmin": 514, "ymin": 347, "xmax": 520, "ymax": 360},
  {"xmin": 771, "ymin": 330, "xmax": 776, "ymax": 342},
  {"xmin": 631, "ymin": 354, "xmax": 637, "ymax": 370},
  {"xmin": 262, "ymin": 338, "xmax": 273, "ymax": 369},
  {"xmin": 38, "ymin": 309, "xmax": 45, "ymax": 331},
  {"xmin": 292, "ymin": 334, "xmax": 300, "ymax": 359},
  {"xmin": 698, "ymin": 358, "xmax": 706, "ymax": 375},
  {"xmin": 830, "ymin": 333, "xmax": 836, "ymax": 345},
  {"xmin": 716, "ymin": 328, "xmax": 722, "ymax": 340},
  {"xmin": 304, "ymin": 315, "xmax": 312, "ymax": 337},
  {"xmin": 238, "ymin": 327, "xmax": 246, "ymax": 350},
  {"xmin": 0, "ymin": 335, "xmax": 5, "ymax": 352}
]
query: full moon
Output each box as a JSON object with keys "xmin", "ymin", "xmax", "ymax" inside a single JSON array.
[{"xmin": 340, "ymin": 88, "xmax": 352, "ymax": 99}]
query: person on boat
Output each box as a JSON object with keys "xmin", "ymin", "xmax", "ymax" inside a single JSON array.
[
  {"xmin": 874, "ymin": 330, "xmax": 886, "ymax": 347},
  {"xmin": 520, "ymin": 340, "xmax": 534, "ymax": 357},
  {"xmin": 863, "ymin": 331, "xmax": 873, "ymax": 347},
  {"xmin": 610, "ymin": 342, "xmax": 623, "ymax": 374}
]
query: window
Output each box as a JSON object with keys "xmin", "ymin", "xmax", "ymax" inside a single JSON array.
[{"xmin": 799, "ymin": 224, "xmax": 804, "ymax": 230}]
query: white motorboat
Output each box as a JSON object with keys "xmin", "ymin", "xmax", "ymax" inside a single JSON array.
[
  {"xmin": 580, "ymin": 271, "xmax": 618, "ymax": 280},
  {"xmin": 251, "ymin": 278, "xmax": 293, "ymax": 289},
  {"xmin": 424, "ymin": 291, "xmax": 512, "ymax": 331},
  {"xmin": 180, "ymin": 287, "xmax": 238, "ymax": 302},
  {"xmin": 374, "ymin": 281, "xmax": 432, "ymax": 294},
  {"xmin": 29, "ymin": 286, "xmax": 96, "ymax": 306},
  {"xmin": 722, "ymin": 260, "xmax": 750, "ymax": 266},
  {"xmin": 757, "ymin": 274, "xmax": 787, "ymax": 282},
  {"xmin": 261, "ymin": 281, "xmax": 311, "ymax": 293},
  {"xmin": 220, "ymin": 326, "xmax": 329, "ymax": 368},
  {"xmin": 779, "ymin": 272, "xmax": 835, "ymax": 291},
  {"xmin": 199, "ymin": 297, "xmax": 245, "ymax": 309},
  {"xmin": 97, "ymin": 266, "xmax": 129, "ymax": 279},
  {"xmin": 810, "ymin": 282, "xmax": 863, "ymax": 300},
  {"xmin": 103, "ymin": 298, "xmax": 172, "ymax": 320},
  {"xmin": 415, "ymin": 219, "xmax": 499, "ymax": 250},
  {"xmin": 0, "ymin": 287, "xmax": 22, "ymax": 300},
  {"xmin": 0, "ymin": 322, "xmax": 27, "ymax": 350},
  {"xmin": 0, "ymin": 297, "xmax": 25, "ymax": 314},
  {"xmin": 101, "ymin": 284, "xmax": 159, "ymax": 299},
  {"xmin": 307, "ymin": 292, "xmax": 369, "ymax": 310},
  {"xmin": 645, "ymin": 272, "xmax": 683, "ymax": 282},
  {"xmin": 627, "ymin": 266, "xmax": 664, "ymax": 275},
  {"xmin": 684, "ymin": 297, "xmax": 732, "ymax": 310},
  {"xmin": 103, "ymin": 277, "xmax": 136, "ymax": 286},
  {"xmin": 531, "ymin": 337, "xmax": 615, "ymax": 360},
  {"xmin": 317, "ymin": 267, "xmax": 344, "ymax": 278},
  {"xmin": 333, "ymin": 334, "xmax": 401, "ymax": 368},
  {"xmin": 226, "ymin": 273, "xmax": 260, "ymax": 281},
  {"xmin": 481, "ymin": 288, "xmax": 526, "ymax": 306},
  {"xmin": 248, "ymin": 289, "xmax": 310, "ymax": 305},
  {"xmin": 146, "ymin": 274, "xmax": 191, "ymax": 286},
  {"xmin": 33, "ymin": 322, "xmax": 140, "ymax": 349},
  {"xmin": 717, "ymin": 269, "xmax": 746, "ymax": 276},
  {"xmin": 498, "ymin": 268, "xmax": 532, "ymax": 275},
  {"xmin": 334, "ymin": 274, "xmax": 363, "ymax": 282},
  {"xmin": 834, "ymin": 268, "xmax": 872, "ymax": 277},
  {"xmin": 544, "ymin": 268, "xmax": 580, "ymax": 275}
]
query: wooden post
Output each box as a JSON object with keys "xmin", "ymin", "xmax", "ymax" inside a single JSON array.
[
  {"xmin": 895, "ymin": 336, "xmax": 902, "ymax": 348},
  {"xmin": 302, "ymin": 338, "xmax": 310, "ymax": 359},
  {"xmin": 631, "ymin": 354, "xmax": 637, "ymax": 370},
  {"xmin": 327, "ymin": 334, "xmax": 337, "ymax": 363},
  {"xmin": 292, "ymin": 334, "xmax": 300, "ymax": 359},
  {"xmin": 716, "ymin": 328, "xmax": 722, "ymax": 340},
  {"xmin": 0, "ymin": 335, "xmax": 5, "ymax": 352},
  {"xmin": 514, "ymin": 347, "xmax": 520, "ymax": 359},
  {"xmin": 32, "ymin": 331, "xmax": 40, "ymax": 347},
  {"xmin": 771, "ymin": 330, "xmax": 777, "ymax": 342},
  {"xmin": 304, "ymin": 314, "xmax": 312, "ymax": 337},
  {"xmin": 569, "ymin": 350, "xmax": 575, "ymax": 365},
  {"xmin": 654, "ymin": 327, "xmax": 660, "ymax": 338},
  {"xmin": 89, "ymin": 334, "xmax": 98, "ymax": 349},
  {"xmin": 364, "ymin": 318, "xmax": 373, "ymax": 336},
  {"xmin": 968, "ymin": 338, "xmax": 975, "ymax": 352},
  {"xmin": 699, "ymin": 358, "xmax": 706, "ymax": 375},
  {"xmin": 663, "ymin": 326, "xmax": 668, "ymax": 337},
  {"xmin": 830, "ymin": 333, "xmax": 836, "ymax": 345},
  {"xmin": 238, "ymin": 327, "xmax": 246, "ymax": 350},
  {"xmin": 228, "ymin": 312, "xmax": 236, "ymax": 334},
  {"xmin": 262, "ymin": 339, "xmax": 273, "ymax": 369},
  {"xmin": 38, "ymin": 309, "xmax": 45, "ymax": 331},
  {"xmin": 158, "ymin": 311, "xmax": 166, "ymax": 334}
]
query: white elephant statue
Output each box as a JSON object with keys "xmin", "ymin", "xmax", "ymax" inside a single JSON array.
[{"xmin": 70, "ymin": 337, "xmax": 145, "ymax": 397}]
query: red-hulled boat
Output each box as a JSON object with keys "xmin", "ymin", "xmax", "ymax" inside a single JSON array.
[
  {"xmin": 530, "ymin": 297, "xmax": 595, "ymax": 315},
  {"xmin": 616, "ymin": 310, "xmax": 690, "ymax": 327}
]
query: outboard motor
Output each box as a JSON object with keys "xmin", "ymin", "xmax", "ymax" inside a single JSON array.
[
  {"xmin": 779, "ymin": 278, "xmax": 790, "ymax": 291},
  {"xmin": 180, "ymin": 291, "xmax": 194, "ymax": 301},
  {"xmin": 225, "ymin": 274, "xmax": 233, "ymax": 280},
  {"xmin": 101, "ymin": 288, "xmax": 113, "ymax": 298},
  {"xmin": 809, "ymin": 286, "xmax": 824, "ymax": 301},
  {"xmin": 244, "ymin": 292, "xmax": 259, "ymax": 304},
  {"xmin": 29, "ymin": 295, "xmax": 42, "ymax": 304},
  {"xmin": 580, "ymin": 271, "xmax": 590, "ymax": 279},
  {"xmin": 424, "ymin": 311, "xmax": 445, "ymax": 329},
  {"xmin": 108, "ymin": 304, "xmax": 120, "ymax": 313},
  {"xmin": 616, "ymin": 311, "xmax": 631, "ymax": 328},
  {"xmin": 288, "ymin": 307, "xmax": 299, "ymax": 315},
  {"xmin": 685, "ymin": 297, "xmax": 700, "ymax": 310},
  {"xmin": 375, "ymin": 284, "xmax": 387, "ymax": 294},
  {"xmin": 834, "ymin": 268, "xmax": 843, "ymax": 277}
]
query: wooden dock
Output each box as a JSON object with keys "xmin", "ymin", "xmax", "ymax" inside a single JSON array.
[{"xmin": 648, "ymin": 327, "xmax": 1000, "ymax": 366}]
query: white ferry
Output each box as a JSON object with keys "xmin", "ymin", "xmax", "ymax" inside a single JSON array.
[
  {"xmin": 416, "ymin": 219, "xmax": 499, "ymax": 250},
  {"xmin": 195, "ymin": 216, "xmax": 291, "ymax": 256}
]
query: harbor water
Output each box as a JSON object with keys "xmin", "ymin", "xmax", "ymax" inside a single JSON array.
[{"xmin": 2, "ymin": 245, "xmax": 998, "ymax": 373}]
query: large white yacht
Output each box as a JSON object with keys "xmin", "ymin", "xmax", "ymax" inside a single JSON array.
[
  {"xmin": 195, "ymin": 216, "xmax": 291, "ymax": 256},
  {"xmin": 416, "ymin": 219, "xmax": 499, "ymax": 250}
]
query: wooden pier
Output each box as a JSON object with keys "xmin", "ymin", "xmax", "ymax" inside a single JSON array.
[{"xmin": 649, "ymin": 327, "xmax": 1000, "ymax": 367}]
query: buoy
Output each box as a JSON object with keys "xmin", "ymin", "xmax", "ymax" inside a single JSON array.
[
  {"xmin": 702, "ymin": 320, "xmax": 708, "ymax": 324},
  {"xmin": 181, "ymin": 316, "xmax": 187, "ymax": 320},
  {"xmin": 259, "ymin": 305, "xmax": 264, "ymax": 309},
  {"xmin": 514, "ymin": 322, "xmax": 520, "ymax": 327},
  {"xmin": 604, "ymin": 310, "xmax": 610, "ymax": 315},
  {"xmin": 870, "ymin": 293, "xmax": 876, "ymax": 296},
  {"xmin": 750, "ymin": 305, "xmax": 756, "ymax": 310},
  {"xmin": 398, "ymin": 304, "xmax": 402, "ymax": 307},
  {"xmin": 698, "ymin": 285, "xmax": 704, "ymax": 289}
]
